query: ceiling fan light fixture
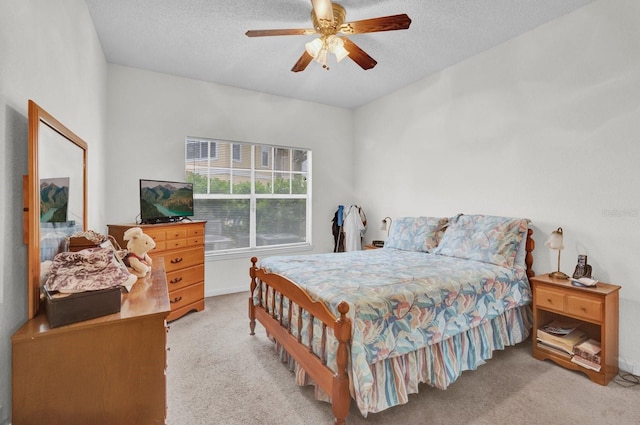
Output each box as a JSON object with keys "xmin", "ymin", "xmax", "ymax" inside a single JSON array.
[
  {"xmin": 314, "ymin": 47, "xmax": 329, "ymax": 69},
  {"xmin": 334, "ymin": 45, "xmax": 349, "ymax": 62},
  {"xmin": 247, "ymin": 1, "xmax": 410, "ymax": 72},
  {"xmin": 305, "ymin": 37, "xmax": 324, "ymax": 57},
  {"xmin": 327, "ymin": 35, "xmax": 349, "ymax": 62}
]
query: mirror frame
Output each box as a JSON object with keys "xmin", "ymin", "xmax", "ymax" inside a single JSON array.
[{"xmin": 26, "ymin": 100, "xmax": 88, "ymax": 319}]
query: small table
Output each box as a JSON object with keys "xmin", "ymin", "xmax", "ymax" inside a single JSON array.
[{"xmin": 530, "ymin": 273, "xmax": 620, "ymax": 385}]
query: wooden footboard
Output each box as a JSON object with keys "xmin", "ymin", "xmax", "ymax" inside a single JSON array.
[{"xmin": 249, "ymin": 257, "xmax": 351, "ymax": 425}]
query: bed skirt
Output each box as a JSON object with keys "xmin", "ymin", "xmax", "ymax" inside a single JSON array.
[{"xmin": 268, "ymin": 304, "xmax": 532, "ymax": 417}]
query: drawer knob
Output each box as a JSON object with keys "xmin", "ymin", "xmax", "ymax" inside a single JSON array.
[
  {"xmin": 171, "ymin": 296, "xmax": 183, "ymax": 304},
  {"xmin": 170, "ymin": 277, "xmax": 183, "ymax": 284},
  {"xmin": 171, "ymin": 257, "xmax": 184, "ymax": 264},
  {"xmin": 547, "ymin": 299, "xmax": 553, "ymax": 304}
]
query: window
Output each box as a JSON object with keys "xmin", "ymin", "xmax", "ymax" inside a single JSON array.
[{"xmin": 185, "ymin": 137, "xmax": 311, "ymax": 254}]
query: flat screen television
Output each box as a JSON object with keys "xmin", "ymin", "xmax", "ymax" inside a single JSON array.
[{"xmin": 139, "ymin": 179, "xmax": 194, "ymax": 224}]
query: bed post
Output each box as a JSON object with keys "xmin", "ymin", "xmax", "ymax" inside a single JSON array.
[
  {"xmin": 525, "ymin": 229, "xmax": 535, "ymax": 278},
  {"xmin": 249, "ymin": 257, "xmax": 258, "ymax": 336},
  {"xmin": 332, "ymin": 302, "xmax": 352, "ymax": 425}
]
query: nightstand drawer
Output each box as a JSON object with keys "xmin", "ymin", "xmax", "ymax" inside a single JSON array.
[
  {"xmin": 536, "ymin": 287, "xmax": 565, "ymax": 312},
  {"xmin": 566, "ymin": 295, "xmax": 602, "ymax": 322}
]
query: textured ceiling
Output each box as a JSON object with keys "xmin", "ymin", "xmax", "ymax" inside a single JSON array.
[{"xmin": 85, "ymin": 0, "xmax": 596, "ymax": 109}]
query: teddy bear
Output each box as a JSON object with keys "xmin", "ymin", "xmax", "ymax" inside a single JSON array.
[{"xmin": 122, "ymin": 227, "xmax": 156, "ymax": 278}]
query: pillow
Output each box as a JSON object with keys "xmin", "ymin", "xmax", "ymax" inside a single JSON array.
[
  {"xmin": 384, "ymin": 216, "xmax": 449, "ymax": 252},
  {"xmin": 432, "ymin": 214, "xmax": 529, "ymax": 268}
]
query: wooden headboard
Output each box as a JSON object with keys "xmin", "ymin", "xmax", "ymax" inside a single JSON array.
[{"xmin": 525, "ymin": 228, "xmax": 535, "ymax": 278}]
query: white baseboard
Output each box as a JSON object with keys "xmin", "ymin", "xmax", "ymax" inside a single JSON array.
[
  {"xmin": 205, "ymin": 285, "xmax": 247, "ymax": 298},
  {"xmin": 619, "ymin": 358, "xmax": 640, "ymax": 377}
]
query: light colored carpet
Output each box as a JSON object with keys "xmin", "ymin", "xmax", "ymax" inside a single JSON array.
[{"xmin": 166, "ymin": 292, "xmax": 640, "ymax": 425}]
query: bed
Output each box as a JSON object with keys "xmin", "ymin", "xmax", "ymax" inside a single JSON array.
[{"xmin": 249, "ymin": 214, "xmax": 535, "ymax": 424}]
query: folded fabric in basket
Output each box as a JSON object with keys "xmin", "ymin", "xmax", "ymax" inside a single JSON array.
[{"xmin": 45, "ymin": 246, "xmax": 133, "ymax": 293}]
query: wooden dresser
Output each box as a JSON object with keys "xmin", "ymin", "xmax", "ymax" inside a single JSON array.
[
  {"xmin": 12, "ymin": 260, "xmax": 170, "ymax": 425},
  {"xmin": 108, "ymin": 220, "xmax": 206, "ymax": 321}
]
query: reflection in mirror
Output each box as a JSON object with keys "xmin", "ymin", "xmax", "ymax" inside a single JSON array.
[{"xmin": 27, "ymin": 100, "xmax": 87, "ymax": 319}]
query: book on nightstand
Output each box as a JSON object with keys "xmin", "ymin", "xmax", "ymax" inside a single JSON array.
[
  {"xmin": 571, "ymin": 355, "xmax": 601, "ymax": 372},
  {"xmin": 540, "ymin": 320, "xmax": 582, "ymax": 336},
  {"xmin": 537, "ymin": 322, "xmax": 589, "ymax": 355},
  {"xmin": 571, "ymin": 338, "xmax": 602, "ymax": 371},
  {"xmin": 536, "ymin": 341, "xmax": 573, "ymax": 359}
]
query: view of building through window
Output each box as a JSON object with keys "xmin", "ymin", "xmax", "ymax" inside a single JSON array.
[{"xmin": 185, "ymin": 137, "xmax": 311, "ymax": 253}]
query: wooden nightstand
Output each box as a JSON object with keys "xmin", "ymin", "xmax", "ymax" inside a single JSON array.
[
  {"xmin": 364, "ymin": 243, "xmax": 382, "ymax": 250},
  {"xmin": 530, "ymin": 274, "xmax": 620, "ymax": 385}
]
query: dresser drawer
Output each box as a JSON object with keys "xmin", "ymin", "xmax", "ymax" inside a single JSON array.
[
  {"xmin": 144, "ymin": 229, "xmax": 167, "ymax": 243},
  {"xmin": 168, "ymin": 283, "xmax": 204, "ymax": 311},
  {"xmin": 535, "ymin": 287, "xmax": 565, "ymax": 313},
  {"xmin": 566, "ymin": 295, "xmax": 603, "ymax": 323},
  {"xmin": 151, "ymin": 241, "xmax": 167, "ymax": 253},
  {"xmin": 164, "ymin": 247, "xmax": 204, "ymax": 273},
  {"xmin": 166, "ymin": 264, "xmax": 204, "ymax": 291},
  {"xmin": 164, "ymin": 238, "xmax": 187, "ymax": 251},
  {"xmin": 187, "ymin": 235, "xmax": 204, "ymax": 247},
  {"xmin": 166, "ymin": 228, "xmax": 187, "ymax": 240},
  {"xmin": 187, "ymin": 227, "xmax": 204, "ymax": 238}
]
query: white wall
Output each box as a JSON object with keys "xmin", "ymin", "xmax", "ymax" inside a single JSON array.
[
  {"xmin": 353, "ymin": 0, "xmax": 640, "ymax": 374},
  {"xmin": 105, "ymin": 65, "xmax": 354, "ymax": 296},
  {"xmin": 0, "ymin": 0, "xmax": 107, "ymax": 423}
]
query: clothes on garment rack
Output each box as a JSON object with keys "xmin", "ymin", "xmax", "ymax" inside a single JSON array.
[
  {"xmin": 343, "ymin": 205, "xmax": 367, "ymax": 252},
  {"xmin": 332, "ymin": 206, "xmax": 345, "ymax": 252}
]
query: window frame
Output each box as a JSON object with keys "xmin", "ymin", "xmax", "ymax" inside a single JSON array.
[{"xmin": 185, "ymin": 137, "xmax": 312, "ymax": 258}]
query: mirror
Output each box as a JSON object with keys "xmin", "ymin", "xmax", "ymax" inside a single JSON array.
[{"xmin": 26, "ymin": 100, "xmax": 87, "ymax": 319}]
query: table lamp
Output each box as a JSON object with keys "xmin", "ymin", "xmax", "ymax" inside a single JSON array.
[
  {"xmin": 380, "ymin": 217, "xmax": 392, "ymax": 236},
  {"xmin": 545, "ymin": 227, "xmax": 569, "ymax": 279}
]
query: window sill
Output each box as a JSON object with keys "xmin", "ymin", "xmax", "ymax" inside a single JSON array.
[{"xmin": 204, "ymin": 243, "xmax": 314, "ymax": 261}]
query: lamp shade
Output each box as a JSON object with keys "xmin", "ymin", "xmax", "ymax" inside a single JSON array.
[
  {"xmin": 545, "ymin": 227, "xmax": 568, "ymax": 279},
  {"xmin": 544, "ymin": 227, "xmax": 564, "ymax": 250},
  {"xmin": 380, "ymin": 217, "xmax": 392, "ymax": 236},
  {"xmin": 305, "ymin": 38, "xmax": 323, "ymax": 57}
]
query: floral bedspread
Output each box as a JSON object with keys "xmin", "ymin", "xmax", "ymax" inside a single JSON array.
[{"xmin": 256, "ymin": 248, "xmax": 532, "ymax": 413}]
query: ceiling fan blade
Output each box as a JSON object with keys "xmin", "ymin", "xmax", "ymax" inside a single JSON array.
[
  {"xmin": 291, "ymin": 51, "xmax": 314, "ymax": 72},
  {"xmin": 311, "ymin": 0, "xmax": 333, "ymax": 22},
  {"xmin": 339, "ymin": 14, "xmax": 412, "ymax": 34},
  {"xmin": 245, "ymin": 28, "xmax": 315, "ymax": 37},
  {"xmin": 340, "ymin": 37, "xmax": 377, "ymax": 70}
]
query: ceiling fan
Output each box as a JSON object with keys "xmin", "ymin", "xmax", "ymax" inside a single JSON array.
[{"xmin": 245, "ymin": 0, "xmax": 411, "ymax": 72}]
